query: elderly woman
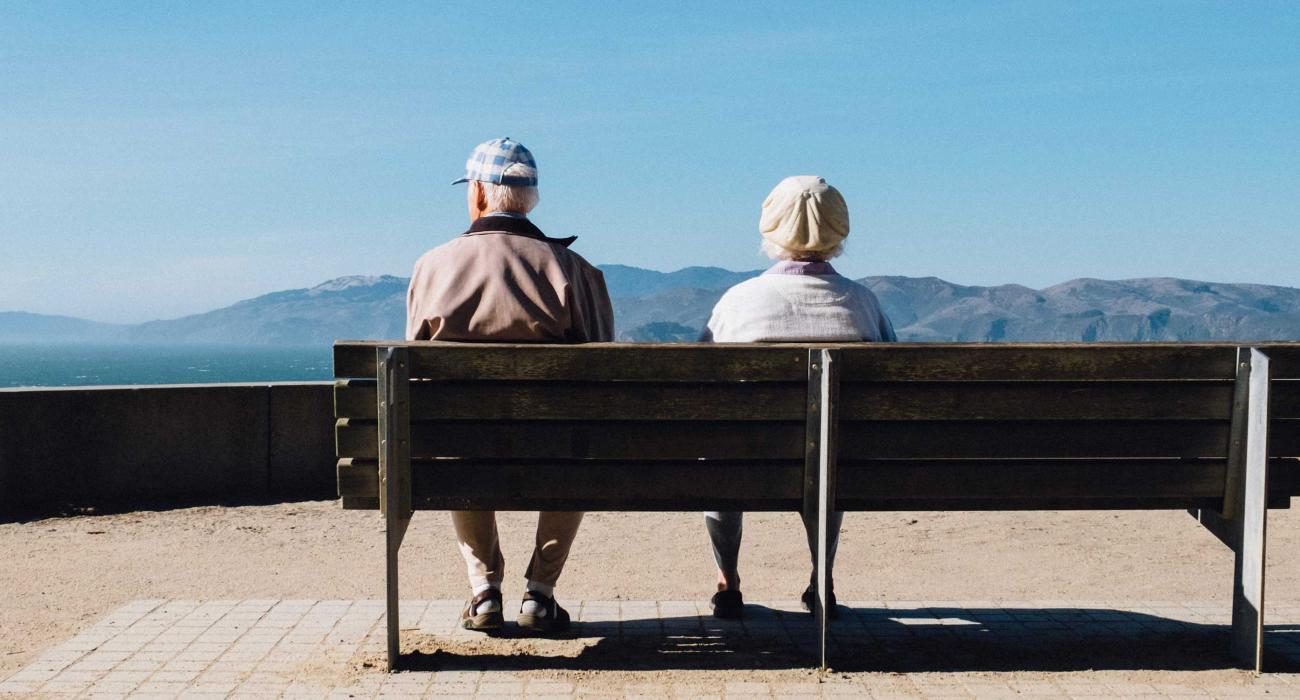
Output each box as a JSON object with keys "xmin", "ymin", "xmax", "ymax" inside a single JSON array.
[{"xmin": 702, "ymin": 175, "xmax": 895, "ymax": 619}]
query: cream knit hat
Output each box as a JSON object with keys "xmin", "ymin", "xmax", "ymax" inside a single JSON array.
[{"xmin": 758, "ymin": 176, "xmax": 849, "ymax": 254}]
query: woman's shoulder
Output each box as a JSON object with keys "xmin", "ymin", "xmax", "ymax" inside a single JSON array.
[
  {"xmin": 709, "ymin": 275, "xmax": 793, "ymax": 326},
  {"xmin": 716, "ymin": 274, "xmax": 787, "ymax": 304}
]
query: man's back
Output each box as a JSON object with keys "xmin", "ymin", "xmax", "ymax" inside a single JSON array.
[{"xmin": 406, "ymin": 216, "xmax": 614, "ymax": 343}]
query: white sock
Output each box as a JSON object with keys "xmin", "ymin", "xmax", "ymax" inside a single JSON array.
[
  {"xmin": 521, "ymin": 581, "xmax": 554, "ymax": 616},
  {"xmin": 471, "ymin": 582, "xmax": 501, "ymax": 614}
]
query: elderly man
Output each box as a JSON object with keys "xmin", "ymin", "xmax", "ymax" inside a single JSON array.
[{"xmin": 407, "ymin": 138, "xmax": 614, "ymax": 634}]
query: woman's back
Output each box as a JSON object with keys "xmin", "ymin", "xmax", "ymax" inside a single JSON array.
[{"xmin": 703, "ymin": 261, "xmax": 895, "ymax": 343}]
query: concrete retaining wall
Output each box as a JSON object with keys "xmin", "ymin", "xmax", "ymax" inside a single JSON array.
[{"xmin": 0, "ymin": 382, "xmax": 336, "ymax": 517}]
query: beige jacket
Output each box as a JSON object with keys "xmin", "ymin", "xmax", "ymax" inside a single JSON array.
[{"xmin": 405, "ymin": 215, "xmax": 615, "ymax": 342}]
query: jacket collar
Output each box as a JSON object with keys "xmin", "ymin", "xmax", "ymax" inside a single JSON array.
[
  {"xmin": 462, "ymin": 215, "xmax": 577, "ymax": 248},
  {"xmin": 765, "ymin": 260, "xmax": 837, "ymax": 276}
]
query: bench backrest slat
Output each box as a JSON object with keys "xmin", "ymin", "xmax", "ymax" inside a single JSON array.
[
  {"xmin": 335, "ymin": 343, "xmax": 809, "ymax": 382},
  {"xmin": 333, "ymin": 342, "xmax": 1300, "ymax": 512},
  {"xmin": 336, "ymin": 379, "xmax": 806, "ymax": 421},
  {"xmin": 337, "ymin": 458, "xmax": 804, "ymax": 511},
  {"xmin": 335, "ymin": 419, "xmax": 1260, "ymax": 461},
  {"xmin": 1268, "ymin": 340, "xmax": 1300, "ymax": 500}
]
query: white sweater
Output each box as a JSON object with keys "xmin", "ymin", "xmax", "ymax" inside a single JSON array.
[{"xmin": 703, "ymin": 267, "xmax": 896, "ymax": 343}]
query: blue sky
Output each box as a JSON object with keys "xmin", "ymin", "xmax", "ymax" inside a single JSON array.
[{"xmin": 1, "ymin": 1, "xmax": 1297, "ymax": 323}]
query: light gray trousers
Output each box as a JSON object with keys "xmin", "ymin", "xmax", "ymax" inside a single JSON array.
[{"xmin": 704, "ymin": 510, "xmax": 843, "ymax": 591}]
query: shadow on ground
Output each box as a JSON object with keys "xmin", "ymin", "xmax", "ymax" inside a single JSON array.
[
  {"xmin": 0, "ymin": 494, "xmax": 327, "ymax": 524},
  {"xmin": 394, "ymin": 606, "xmax": 1300, "ymax": 674}
]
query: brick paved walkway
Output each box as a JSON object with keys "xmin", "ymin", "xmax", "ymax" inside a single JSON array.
[{"xmin": 3, "ymin": 599, "xmax": 1299, "ymax": 698}]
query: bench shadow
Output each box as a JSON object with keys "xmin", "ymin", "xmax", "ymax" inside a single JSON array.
[
  {"xmin": 396, "ymin": 605, "xmax": 1300, "ymax": 674},
  {"xmin": 0, "ymin": 494, "xmax": 329, "ymax": 524}
]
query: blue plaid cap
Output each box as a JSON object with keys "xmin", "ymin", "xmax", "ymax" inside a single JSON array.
[{"xmin": 451, "ymin": 137, "xmax": 538, "ymax": 187}]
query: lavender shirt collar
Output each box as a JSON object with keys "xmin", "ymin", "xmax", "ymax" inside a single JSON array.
[{"xmin": 765, "ymin": 260, "xmax": 838, "ymax": 276}]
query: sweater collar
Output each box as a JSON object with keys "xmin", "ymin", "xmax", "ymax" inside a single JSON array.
[
  {"xmin": 461, "ymin": 215, "xmax": 577, "ymax": 248},
  {"xmin": 765, "ymin": 260, "xmax": 837, "ymax": 276}
]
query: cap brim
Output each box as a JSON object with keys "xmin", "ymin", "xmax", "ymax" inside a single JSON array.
[{"xmin": 451, "ymin": 177, "xmax": 469, "ymax": 185}]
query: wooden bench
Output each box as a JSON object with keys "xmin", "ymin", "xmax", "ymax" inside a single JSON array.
[{"xmin": 333, "ymin": 341, "xmax": 1300, "ymax": 672}]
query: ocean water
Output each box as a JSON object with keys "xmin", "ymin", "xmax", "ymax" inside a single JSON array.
[{"xmin": 0, "ymin": 344, "xmax": 334, "ymax": 388}]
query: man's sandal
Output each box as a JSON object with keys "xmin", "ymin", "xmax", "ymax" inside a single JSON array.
[
  {"xmin": 460, "ymin": 588, "xmax": 505, "ymax": 631},
  {"xmin": 516, "ymin": 590, "xmax": 571, "ymax": 635}
]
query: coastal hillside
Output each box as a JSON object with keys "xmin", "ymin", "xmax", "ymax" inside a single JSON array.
[
  {"xmin": 4, "ymin": 268, "xmax": 1299, "ymax": 344},
  {"xmin": 868, "ymin": 276, "xmax": 1300, "ymax": 342},
  {"xmin": 128, "ymin": 276, "xmax": 408, "ymax": 345},
  {"xmin": 0, "ymin": 311, "xmax": 128, "ymax": 343}
]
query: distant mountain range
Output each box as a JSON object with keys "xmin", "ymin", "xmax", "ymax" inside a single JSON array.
[{"xmin": 4, "ymin": 265, "xmax": 1300, "ymax": 344}]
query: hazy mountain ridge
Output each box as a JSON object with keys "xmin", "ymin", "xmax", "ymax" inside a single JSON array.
[
  {"xmin": 129, "ymin": 276, "xmax": 408, "ymax": 345},
  {"xmin": 4, "ymin": 269, "xmax": 1299, "ymax": 344},
  {"xmin": 869, "ymin": 276, "xmax": 1300, "ymax": 342},
  {"xmin": 600, "ymin": 264, "xmax": 762, "ymax": 296},
  {"xmin": 0, "ymin": 311, "xmax": 129, "ymax": 343}
]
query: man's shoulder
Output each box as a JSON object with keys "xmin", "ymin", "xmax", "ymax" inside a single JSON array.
[
  {"xmin": 416, "ymin": 233, "xmax": 472, "ymax": 258},
  {"xmin": 416, "ymin": 232, "xmax": 602, "ymax": 278},
  {"xmin": 552, "ymin": 244, "xmax": 602, "ymax": 276},
  {"xmin": 489, "ymin": 231, "xmax": 604, "ymax": 277},
  {"xmin": 414, "ymin": 232, "xmax": 527, "ymax": 265}
]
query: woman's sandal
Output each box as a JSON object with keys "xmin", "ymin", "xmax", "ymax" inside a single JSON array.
[{"xmin": 710, "ymin": 589, "xmax": 744, "ymax": 619}]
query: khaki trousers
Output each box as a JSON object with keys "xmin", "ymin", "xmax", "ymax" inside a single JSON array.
[{"xmin": 451, "ymin": 510, "xmax": 584, "ymax": 589}]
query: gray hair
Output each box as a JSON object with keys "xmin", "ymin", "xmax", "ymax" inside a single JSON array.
[
  {"xmin": 480, "ymin": 162, "xmax": 539, "ymax": 214},
  {"xmin": 760, "ymin": 238, "xmax": 844, "ymax": 261},
  {"xmin": 481, "ymin": 182, "xmax": 539, "ymax": 214}
]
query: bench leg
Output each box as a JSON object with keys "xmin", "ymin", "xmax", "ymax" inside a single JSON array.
[
  {"xmin": 804, "ymin": 348, "xmax": 839, "ymax": 671},
  {"xmin": 1228, "ymin": 349, "xmax": 1270, "ymax": 673},
  {"xmin": 386, "ymin": 513, "xmax": 411, "ymax": 672},
  {"xmin": 378, "ymin": 347, "xmax": 413, "ymax": 672},
  {"xmin": 1195, "ymin": 348, "xmax": 1271, "ymax": 673}
]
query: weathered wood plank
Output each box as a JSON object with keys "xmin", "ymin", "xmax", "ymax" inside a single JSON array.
[
  {"xmin": 1270, "ymin": 457, "xmax": 1300, "ymax": 499},
  {"xmin": 335, "ymin": 380, "xmax": 374, "ymax": 418},
  {"xmin": 336, "ymin": 457, "xmax": 375, "ymax": 497},
  {"xmin": 341, "ymin": 496, "xmax": 379, "ymax": 510},
  {"xmin": 338, "ymin": 460, "xmax": 1295, "ymax": 510},
  {"xmin": 839, "ymin": 421, "xmax": 1233, "ymax": 459},
  {"xmin": 335, "ymin": 342, "xmax": 1252, "ymax": 381},
  {"xmin": 1256, "ymin": 345, "xmax": 1300, "ymax": 380},
  {"xmin": 839, "ymin": 496, "xmax": 1231, "ymax": 510},
  {"xmin": 341, "ymin": 458, "xmax": 1228, "ymax": 502},
  {"xmin": 337, "ymin": 419, "xmax": 803, "ymax": 461},
  {"xmin": 337, "ymin": 418, "xmax": 1237, "ymax": 461},
  {"xmin": 836, "ymin": 459, "xmax": 1228, "ymax": 502},
  {"xmin": 838, "ymin": 381, "xmax": 1233, "ymax": 421},
  {"xmin": 339, "ymin": 380, "xmax": 806, "ymax": 421},
  {"xmin": 1269, "ymin": 421, "xmax": 1300, "ymax": 457},
  {"xmin": 335, "ymin": 342, "xmax": 807, "ymax": 381},
  {"xmin": 338, "ymin": 459, "xmax": 803, "ymax": 510},
  {"xmin": 1269, "ymin": 381, "xmax": 1300, "ymax": 418},
  {"xmin": 837, "ymin": 344, "xmax": 1240, "ymax": 381},
  {"xmin": 338, "ymin": 457, "xmax": 1300, "ymax": 502},
  {"xmin": 338, "ymin": 380, "xmax": 1233, "ymax": 422}
]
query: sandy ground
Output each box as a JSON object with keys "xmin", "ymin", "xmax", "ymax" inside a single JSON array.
[{"xmin": 2, "ymin": 502, "xmax": 1298, "ymax": 684}]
